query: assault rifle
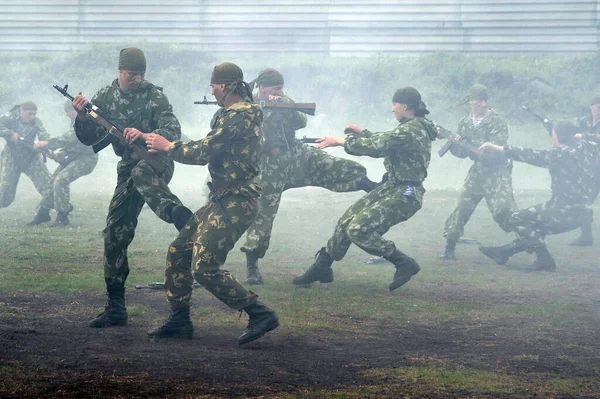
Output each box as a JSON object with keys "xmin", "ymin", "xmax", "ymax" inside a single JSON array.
[
  {"xmin": 53, "ymin": 84, "xmax": 166, "ymax": 173},
  {"xmin": 436, "ymin": 125, "xmax": 485, "ymax": 158},
  {"xmin": 194, "ymin": 96, "xmax": 316, "ymax": 116},
  {"xmin": 298, "ymin": 136, "xmax": 320, "ymax": 144},
  {"xmin": 522, "ymin": 105, "xmax": 553, "ymax": 135},
  {"xmin": 135, "ymin": 281, "xmax": 201, "ymax": 290}
]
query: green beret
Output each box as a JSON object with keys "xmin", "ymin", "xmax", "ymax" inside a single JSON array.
[
  {"xmin": 256, "ymin": 68, "xmax": 284, "ymax": 87},
  {"xmin": 393, "ymin": 87, "xmax": 421, "ymax": 106},
  {"xmin": 469, "ymin": 84, "xmax": 488, "ymax": 101},
  {"xmin": 591, "ymin": 96, "xmax": 600, "ymax": 106},
  {"xmin": 20, "ymin": 101, "xmax": 37, "ymax": 111},
  {"xmin": 211, "ymin": 62, "xmax": 244, "ymax": 85},
  {"xmin": 118, "ymin": 47, "xmax": 146, "ymax": 72}
]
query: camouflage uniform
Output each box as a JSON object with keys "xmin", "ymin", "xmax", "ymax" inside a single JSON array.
[
  {"xmin": 0, "ymin": 108, "xmax": 51, "ymax": 207},
  {"xmin": 326, "ymin": 117, "xmax": 437, "ymax": 259},
  {"xmin": 443, "ymin": 110, "xmax": 517, "ymax": 243},
  {"xmin": 38, "ymin": 120, "xmax": 98, "ymax": 213},
  {"xmin": 503, "ymin": 140, "xmax": 599, "ymax": 244},
  {"xmin": 241, "ymin": 95, "xmax": 368, "ymax": 259},
  {"xmin": 165, "ymin": 102, "xmax": 263, "ymax": 309},
  {"xmin": 74, "ymin": 79, "xmax": 184, "ymax": 286}
]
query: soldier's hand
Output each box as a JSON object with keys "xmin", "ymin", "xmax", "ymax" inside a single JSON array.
[
  {"xmin": 9, "ymin": 132, "xmax": 19, "ymax": 143},
  {"xmin": 72, "ymin": 94, "xmax": 88, "ymax": 120},
  {"xmin": 34, "ymin": 141, "xmax": 48, "ymax": 149},
  {"xmin": 316, "ymin": 136, "xmax": 344, "ymax": 149},
  {"xmin": 146, "ymin": 133, "xmax": 171, "ymax": 153},
  {"xmin": 479, "ymin": 142, "xmax": 503, "ymax": 152},
  {"xmin": 344, "ymin": 124, "xmax": 363, "ymax": 135},
  {"xmin": 123, "ymin": 128, "xmax": 145, "ymax": 145},
  {"xmin": 452, "ymin": 134, "xmax": 462, "ymax": 142},
  {"xmin": 268, "ymin": 95, "xmax": 281, "ymax": 102}
]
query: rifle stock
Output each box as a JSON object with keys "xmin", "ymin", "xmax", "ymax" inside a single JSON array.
[{"xmin": 53, "ymin": 84, "xmax": 166, "ymax": 173}]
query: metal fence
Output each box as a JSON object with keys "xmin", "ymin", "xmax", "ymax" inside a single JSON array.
[{"xmin": 1, "ymin": 0, "xmax": 599, "ymax": 54}]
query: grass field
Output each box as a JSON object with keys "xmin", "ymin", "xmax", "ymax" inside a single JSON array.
[{"xmin": 0, "ymin": 176, "xmax": 599, "ymax": 398}]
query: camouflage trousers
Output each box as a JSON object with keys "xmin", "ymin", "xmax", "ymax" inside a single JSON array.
[
  {"xmin": 0, "ymin": 149, "xmax": 50, "ymax": 208},
  {"xmin": 242, "ymin": 143, "xmax": 368, "ymax": 258},
  {"xmin": 327, "ymin": 182, "xmax": 422, "ymax": 260},
  {"xmin": 507, "ymin": 202, "xmax": 585, "ymax": 246},
  {"xmin": 165, "ymin": 192, "xmax": 259, "ymax": 309},
  {"xmin": 38, "ymin": 155, "xmax": 98, "ymax": 213},
  {"xmin": 103, "ymin": 158, "xmax": 182, "ymax": 287},
  {"xmin": 444, "ymin": 165, "xmax": 516, "ymax": 243}
]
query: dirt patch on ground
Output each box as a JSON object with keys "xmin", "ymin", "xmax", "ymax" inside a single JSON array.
[{"xmin": 1, "ymin": 289, "xmax": 598, "ymax": 398}]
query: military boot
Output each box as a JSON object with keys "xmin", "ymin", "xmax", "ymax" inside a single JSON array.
[
  {"xmin": 237, "ymin": 300, "xmax": 279, "ymax": 345},
  {"xmin": 53, "ymin": 211, "xmax": 70, "ymax": 226},
  {"xmin": 171, "ymin": 205, "xmax": 194, "ymax": 231},
  {"xmin": 526, "ymin": 244, "xmax": 556, "ymax": 271},
  {"xmin": 385, "ymin": 250, "xmax": 420, "ymax": 291},
  {"xmin": 89, "ymin": 285, "xmax": 128, "ymax": 328},
  {"xmin": 147, "ymin": 303, "xmax": 193, "ymax": 339},
  {"xmin": 27, "ymin": 207, "xmax": 51, "ymax": 226},
  {"xmin": 292, "ymin": 247, "xmax": 334, "ymax": 285},
  {"xmin": 478, "ymin": 239, "xmax": 529, "ymax": 265},
  {"xmin": 569, "ymin": 209, "xmax": 593, "ymax": 246},
  {"xmin": 244, "ymin": 251, "xmax": 263, "ymax": 285},
  {"xmin": 439, "ymin": 239, "xmax": 457, "ymax": 260}
]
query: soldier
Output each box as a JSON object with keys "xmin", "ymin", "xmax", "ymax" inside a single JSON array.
[
  {"xmin": 440, "ymin": 84, "xmax": 517, "ymax": 260},
  {"xmin": 0, "ymin": 101, "xmax": 51, "ymax": 209},
  {"xmin": 569, "ymin": 95, "xmax": 600, "ymax": 246},
  {"xmin": 145, "ymin": 62, "xmax": 279, "ymax": 345},
  {"xmin": 292, "ymin": 87, "xmax": 437, "ymax": 291},
  {"xmin": 478, "ymin": 121, "xmax": 599, "ymax": 270},
  {"xmin": 28, "ymin": 100, "xmax": 99, "ymax": 226},
  {"xmin": 72, "ymin": 47, "xmax": 193, "ymax": 328},
  {"xmin": 240, "ymin": 68, "xmax": 377, "ymax": 285}
]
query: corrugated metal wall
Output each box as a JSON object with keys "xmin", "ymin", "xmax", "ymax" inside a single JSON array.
[{"xmin": 1, "ymin": 0, "xmax": 599, "ymax": 54}]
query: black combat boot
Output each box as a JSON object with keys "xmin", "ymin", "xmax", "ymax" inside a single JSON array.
[
  {"xmin": 358, "ymin": 177, "xmax": 378, "ymax": 192},
  {"xmin": 89, "ymin": 285, "xmax": 128, "ymax": 328},
  {"xmin": 478, "ymin": 239, "xmax": 529, "ymax": 265},
  {"xmin": 526, "ymin": 244, "xmax": 556, "ymax": 271},
  {"xmin": 147, "ymin": 303, "xmax": 193, "ymax": 339},
  {"xmin": 292, "ymin": 247, "xmax": 334, "ymax": 285},
  {"xmin": 439, "ymin": 239, "xmax": 457, "ymax": 260},
  {"xmin": 385, "ymin": 250, "xmax": 421, "ymax": 291},
  {"xmin": 237, "ymin": 300, "xmax": 279, "ymax": 345},
  {"xmin": 53, "ymin": 211, "xmax": 70, "ymax": 226},
  {"xmin": 244, "ymin": 251, "xmax": 263, "ymax": 285},
  {"xmin": 569, "ymin": 209, "xmax": 593, "ymax": 246},
  {"xmin": 171, "ymin": 205, "xmax": 194, "ymax": 231},
  {"xmin": 27, "ymin": 207, "xmax": 51, "ymax": 226}
]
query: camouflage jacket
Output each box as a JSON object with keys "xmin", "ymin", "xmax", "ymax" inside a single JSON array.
[
  {"xmin": 345, "ymin": 117, "xmax": 437, "ymax": 201},
  {"xmin": 505, "ymin": 139, "xmax": 600, "ymax": 207},
  {"xmin": 452, "ymin": 109, "xmax": 510, "ymax": 170},
  {"xmin": 74, "ymin": 79, "xmax": 181, "ymax": 161},
  {"xmin": 169, "ymin": 102, "xmax": 264, "ymax": 198},
  {"xmin": 577, "ymin": 114, "xmax": 600, "ymax": 143},
  {"xmin": 0, "ymin": 107, "xmax": 50, "ymax": 161},
  {"xmin": 47, "ymin": 120, "xmax": 97, "ymax": 159},
  {"xmin": 256, "ymin": 94, "xmax": 307, "ymax": 152}
]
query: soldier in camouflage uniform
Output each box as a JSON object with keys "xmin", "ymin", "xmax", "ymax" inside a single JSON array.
[
  {"xmin": 440, "ymin": 84, "xmax": 517, "ymax": 260},
  {"xmin": 145, "ymin": 62, "xmax": 279, "ymax": 345},
  {"xmin": 569, "ymin": 95, "xmax": 600, "ymax": 246},
  {"xmin": 479, "ymin": 121, "xmax": 600, "ymax": 270},
  {"xmin": 28, "ymin": 100, "xmax": 98, "ymax": 226},
  {"xmin": 240, "ymin": 68, "xmax": 377, "ymax": 285},
  {"xmin": 0, "ymin": 101, "xmax": 51, "ymax": 209},
  {"xmin": 292, "ymin": 87, "xmax": 437, "ymax": 291},
  {"xmin": 72, "ymin": 47, "xmax": 193, "ymax": 328}
]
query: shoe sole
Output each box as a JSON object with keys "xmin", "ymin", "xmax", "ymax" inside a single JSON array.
[
  {"xmin": 238, "ymin": 318, "xmax": 280, "ymax": 345},
  {"xmin": 478, "ymin": 247, "xmax": 508, "ymax": 265},
  {"xmin": 89, "ymin": 320, "xmax": 128, "ymax": 328},
  {"xmin": 389, "ymin": 268, "xmax": 420, "ymax": 291}
]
